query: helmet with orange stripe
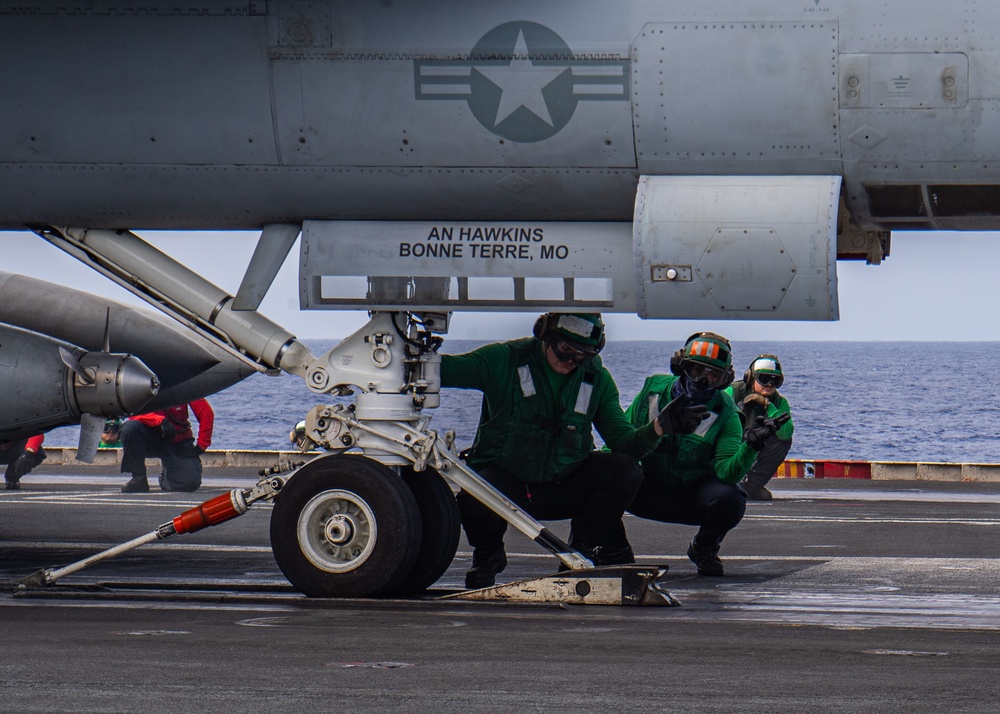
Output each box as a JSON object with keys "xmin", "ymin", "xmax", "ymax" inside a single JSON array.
[{"xmin": 670, "ymin": 332, "xmax": 735, "ymax": 390}]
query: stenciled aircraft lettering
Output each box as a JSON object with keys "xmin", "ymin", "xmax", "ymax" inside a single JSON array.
[{"xmin": 414, "ymin": 21, "xmax": 629, "ymax": 143}]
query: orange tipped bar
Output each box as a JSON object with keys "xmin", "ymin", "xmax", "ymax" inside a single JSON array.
[{"xmin": 171, "ymin": 490, "xmax": 249, "ymax": 535}]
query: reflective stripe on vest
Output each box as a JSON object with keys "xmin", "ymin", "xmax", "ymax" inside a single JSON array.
[
  {"xmin": 648, "ymin": 394, "xmax": 659, "ymax": 424},
  {"xmin": 575, "ymin": 381, "xmax": 594, "ymax": 415},
  {"xmin": 518, "ymin": 364, "xmax": 594, "ymax": 415},
  {"xmin": 518, "ymin": 365, "xmax": 536, "ymax": 398}
]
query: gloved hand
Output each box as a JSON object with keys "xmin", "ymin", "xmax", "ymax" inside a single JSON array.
[
  {"xmin": 9, "ymin": 452, "xmax": 34, "ymax": 480},
  {"xmin": 160, "ymin": 420, "xmax": 177, "ymax": 441},
  {"xmin": 743, "ymin": 413, "xmax": 791, "ymax": 451},
  {"xmin": 656, "ymin": 394, "xmax": 711, "ymax": 435},
  {"xmin": 742, "ymin": 393, "xmax": 770, "ymax": 409},
  {"xmin": 174, "ymin": 442, "xmax": 203, "ymax": 459}
]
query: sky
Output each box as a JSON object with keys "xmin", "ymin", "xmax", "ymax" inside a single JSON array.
[{"xmin": 3, "ymin": 228, "xmax": 998, "ymax": 343}]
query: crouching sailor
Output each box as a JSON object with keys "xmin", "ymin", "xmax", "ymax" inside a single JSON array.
[
  {"xmin": 623, "ymin": 332, "xmax": 787, "ymax": 576},
  {"xmin": 441, "ymin": 313, "xmax": 708, "ymax": 589},
  {"xmin": 729, "ymin": 354, "xmax": 794, "ymax": 501}
]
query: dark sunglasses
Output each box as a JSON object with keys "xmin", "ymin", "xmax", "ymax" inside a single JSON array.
[
  {"xmin": 551, "ymin": 339, "xmax": 595, "ymax": 366},
  {"xmin": 755, "ymin": 373, "xmax": 782, "ymax": 387}
]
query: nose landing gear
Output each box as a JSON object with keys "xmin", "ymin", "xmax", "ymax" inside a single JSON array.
[{"xmin": 270, "ymin": 454, "xmax": 460, "ymax": 598}]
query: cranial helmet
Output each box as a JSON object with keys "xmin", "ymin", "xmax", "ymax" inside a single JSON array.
[
  {"xmin": 532, "ymin": 313, "xmax": 606, "ymax": 353},
  {"xmin": 670, "ymin": 331, "xmax": 735, "ymax": 388},
  {"xmin": 744, "ymin": 354, "xmax": 784, "ymax": 388}
]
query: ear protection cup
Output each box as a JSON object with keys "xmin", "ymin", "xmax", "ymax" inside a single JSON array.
[
  {"xmin": 743, "ymin": 368, "xmax": 753, "ymax": 385},
  {"xmin": 532, "ymin": 313, "xmax": 552, "ymax": 341},
  {"xmin": 669, "ymin": 349, "xmax": 686, "ymax": 376}
]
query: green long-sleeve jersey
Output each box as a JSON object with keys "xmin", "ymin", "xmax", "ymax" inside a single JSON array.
[
  {"xmin": 441, "ymin": 338, "xmax": 660, "ymax": 483},
  {"xmin": 624, "ymin": 374, "xmax": 758, "ymax": 486}
]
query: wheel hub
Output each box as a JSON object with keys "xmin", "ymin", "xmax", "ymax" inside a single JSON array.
[
  {"xmin": 324, "ymin": 515, "xmax": 354, "ymax": 545},
  {"xmin": 297, "ymin": 489, "xmax": 378, "ymax": 574}
]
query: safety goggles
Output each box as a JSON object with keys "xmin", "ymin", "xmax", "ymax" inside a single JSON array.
[
  {"xmin": 755, "ymin": 373, "xmax": 783, "ymax": 388},
  {"xmin": 551, "ymin": 338, "xmax": 597, "ymax": 366},
  {"xmin": 683, "ymin": 361, "xmax": 729, "ymax": 388}
]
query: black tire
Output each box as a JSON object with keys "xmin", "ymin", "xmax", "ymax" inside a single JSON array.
[
  {"xmin": 385, "ymin": 467, "xmax": 461, "ymax": 596},
  {"xmin": 270, "ymin": 455, "xmax": 421, "ymax": 598}
]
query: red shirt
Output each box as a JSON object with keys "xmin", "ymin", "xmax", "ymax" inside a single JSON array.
[
  {"xmin": 0, "ymin": 434, "xmax": 44, "ymax": 453},
  {"xmin": 130, "ymin": 399, "xmax": 214, "ymax": 450}
]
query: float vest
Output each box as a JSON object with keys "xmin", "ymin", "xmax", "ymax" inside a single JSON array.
[
  {"xmin": 466, "ymin": 339, "xmax": 600, "ymax": 484},
  {"xmin": 640, "ymin": 374, "xmax": 741, "ymax": 485}
]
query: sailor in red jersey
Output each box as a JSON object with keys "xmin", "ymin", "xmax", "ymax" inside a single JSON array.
[
  {"xmin": 1, "ymin": 434, "xmax": 45, "ymax": 490},
  {"xmin": 119, "ymin": 399, "xmax": 214, "ymax": 493}
]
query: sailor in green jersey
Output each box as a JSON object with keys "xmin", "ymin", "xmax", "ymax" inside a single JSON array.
[
  {"xmin": 441, "ymin": 313, "xmax": 709, "ymax": 589},
  {"xmin": 728, "ymin": 354, "xmax": 795, "ymax": 501},
  {"xmin": 623, "ymin": 332, "xmax": 787, "ymax": 576},
  {"xmin": 100, "ymin": 418, "xmax": 123, "ymax": 448}
]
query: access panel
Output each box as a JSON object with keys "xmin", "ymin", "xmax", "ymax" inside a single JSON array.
[{"xmin": 634, "ymin": 175, "xmax": 840, "ymax": 320}]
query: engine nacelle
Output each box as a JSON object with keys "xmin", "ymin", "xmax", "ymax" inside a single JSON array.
[
  {"xmin": 0, "ymin": 324, "xmax": 159, "ymax": 443},
  {"xmin": 0, "ymin": 270, "xmax": 259, "ymax": 411}
]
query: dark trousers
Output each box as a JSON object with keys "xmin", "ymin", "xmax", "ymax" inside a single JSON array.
[
  {"xmin": 744, "ymin": 436, "xmax": 793, "ymax": 488},
  {"xmin": 627, "ymin": 474, "xmax": 747, "ymax": 549},
  {"xmin": 119, "ymin": 420, "xmax": 202, "ymax": 492},
  {"xmin": 457, "ymin": 451, "xmax": 643, "ymax": 552}
]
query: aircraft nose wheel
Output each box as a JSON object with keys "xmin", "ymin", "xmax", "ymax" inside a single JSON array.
[{"xmin": 270, "ymin": 455, "xmax": 422, "ymax": 598}]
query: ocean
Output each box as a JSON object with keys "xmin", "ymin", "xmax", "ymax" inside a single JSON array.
[{"xmin": 44, "ymin": 340, "xmax": 1000, "ymax": 464}]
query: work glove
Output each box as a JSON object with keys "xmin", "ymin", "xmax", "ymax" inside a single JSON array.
[
  {"xmin": 656, "ymin": 394, "xmax": 711, "ymax": 435},
  {"xmin": 742, "ymin": 393, "xmax": 770, "ymax": 409},
  {"xmin": 9, "ymin": 452, "xmax": 34, "ymax": 479},
  {"xmin": 174, "ymin": 442, "xmax": 203, "ymax": 459},
  {"xmin": 160, "ymin": 420, "xmax": 177, "ymax": 441},
  {"xmin": 743, "ymin": 413, "xmax": 791, "ymax": 451}
]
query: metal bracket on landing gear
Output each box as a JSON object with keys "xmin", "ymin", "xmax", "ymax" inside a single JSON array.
[{"xmin": 441, "ymin": 565, "xmax": 680, "ymax": 607}]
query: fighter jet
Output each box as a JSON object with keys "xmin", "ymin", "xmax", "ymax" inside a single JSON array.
[{"xmin": 3, "ymin": 1, "xmax": 998, "ymax": 595}]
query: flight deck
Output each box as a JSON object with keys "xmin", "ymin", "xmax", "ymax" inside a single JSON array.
[{"xmin": 2, "ymin": 469, "xmax": 998, "ymax": 712}]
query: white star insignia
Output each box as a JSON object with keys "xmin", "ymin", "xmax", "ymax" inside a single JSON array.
[{"xmin": 475, "ymin": 30, "xmax": 569, "ymax": 128}]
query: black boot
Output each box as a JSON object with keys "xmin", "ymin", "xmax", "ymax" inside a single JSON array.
[
  {"xmin": 687, "ymin": 539, "xmax": 724, "ymax": 576},
  {"xmin": 589, "ymin": 543, "xmax": 636, "ymax": 566},
  {"xmin": 742, "ymin": 473, "xmax": 774, "ymax": 501},
  {"xmin": 121, "ymin": 475, "xmax": 149, "ymax": 493},
  {"xmin": 5, "ymin": 478, "xmax": 20, "ymax": 491},
  {"xmin": 742, "ymin": 482, "xmax": 773, "ymax": 501},
  {"xmin": 465, "ymin": 547, "xmax": 507, "ymax": 589}
]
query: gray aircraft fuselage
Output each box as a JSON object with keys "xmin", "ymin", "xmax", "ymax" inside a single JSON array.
[
  {"xmin": 1, "ymin": 0, "xmax": 998, "ymax": 233},
  {"xmin": 4, "ymin": 1, "xmax": 999, "ymax": 596},
  {"xmin": 2, "ymin": 0, "xmax": 999, "ymax": 441}
]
